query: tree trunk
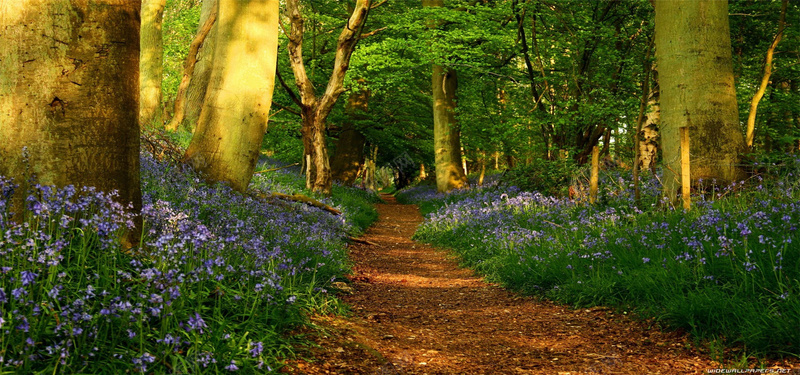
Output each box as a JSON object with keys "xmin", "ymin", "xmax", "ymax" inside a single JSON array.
[
  {"xmin": 165, "ymin": 3, "xmax": 216, "ymax": 131},
  {"xmin": 640, "ymin": 67, "xmax": 660, "ymax": 173},
  {"xmin": 183, "ymin": 0, "xmax": 218, "ymax": 131},
  {"xmin": 183, "ymin": 0, "xmax": 279, "ymax": 192},
  {"xmin": 654, "ymin": 0, "xmax": 745, "ymax": 203},
  {"xmin": 285, "ymin": 0, "xmax": 371, "ymax": 195},
  {"xmin": 331, "ymin": 89, "xmax": 369, "ymax": 185},
  {"xmin": 745, "ymin": 0, "xmax": 787, "ymax": 149},
  {"xmin": 424, "ymin": 0, "xmax": 468, "ymax": 192},
  {"xmin": 140, "ymin": 0, "xmax": 167, "ymax": 128},
  {"xmin": 0, "ymin": 0, "xmax": 142, "ymax": 245},
  {"xmin": 431, "ymin": 65, "xmax": 468, "ymax": 192},
  {"xmin": 364, "ymin": 144, "xmax": 378, "ymax": 191}
]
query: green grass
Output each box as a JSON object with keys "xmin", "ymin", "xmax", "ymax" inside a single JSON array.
[{"xmin": 407, "ymin": 168, "xmax": 800, "ymax": 360}]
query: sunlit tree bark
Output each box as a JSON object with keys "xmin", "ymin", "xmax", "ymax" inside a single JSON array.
[
  {"xmin": 654, "ymin": 0, "xmax": 745, "ymax": 202},
  {"xmin": 140, "ymin": 0, "xmax": 167, "ymax": 128},
  {"xmin": 745, "ymin": 0, "xmax": 787, "ymax": 149},
  {"xmin": 0, "ymin": 0, "xmax": 142, "ymax": 244},
  {"xmin": 183, "ymin": 0, "xmax": 279, "ymax": 192}
]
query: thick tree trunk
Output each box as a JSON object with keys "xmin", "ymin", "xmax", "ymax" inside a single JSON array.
[
  {"xmin": 183, "ymin": 0, "xmax": 279, "ymax": 192},
  {"xmin": 140, "ymin": 0, "xmax": 167, "ymax": 128},
  {"xmin": 424, "ymin": 0, "xmax": 468, "ymax": 192},
  {"xmin": 654, "ymin": 0, "xmax": 745, "ymax": 203},
  {"xmin": 0, "ymin": 0, "xmax": 142, "ymax": 245},
  {"xmin": 331, "ymin": 89, "xmax": 369, "ymax": 185},
  {"xmin": 285, "ymin": 0, "xmax": 371, "ymax": 195},
  {"xmin": 431, "ymin": 65, "xmax": 468, "ymax": 192},
  {"xmin": 745, "ymin": 0, "xmax": 787, "ymax": 149}
]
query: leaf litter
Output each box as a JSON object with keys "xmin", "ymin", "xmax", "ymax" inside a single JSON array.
[{"xmin": 282, "ymin": 195, "xmax": 799, "ymax": 374}]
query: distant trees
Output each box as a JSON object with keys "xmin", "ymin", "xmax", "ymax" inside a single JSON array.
[
  {"xmin": 0, "ymin": 0, "xmax": 142, "ymax": 243},
  {"xmin": 654, "ymin": 0, "xmax": 746, "ymax": 201},
  {"xmin": 182, "ymin": 0, "xmax": 280, "ymax": 192}
]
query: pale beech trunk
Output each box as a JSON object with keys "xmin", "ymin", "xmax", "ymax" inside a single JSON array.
[
  {"xmin": 432, "ymin": 65, "xmax": 468, "ymax": 193},
  {"xmin": 0, "ymin": 0, "xmax": 142, "ymax": 245},
  {"xmin": 425, "ymin": 0, "xmax": 468, "ymax": 193},
  {"xmin": 184, "ymin": 0, "xmax": 218, "ymax": 130},
  {"xmin": 745, "ymin": 0, "xmax": 787, "ymax": 149},
  {"xmin": 654, "ymin": 0, "xmax": 745, "ymax": 203},
  {"xmin": 640, "ymin": 67, "xmax": 660, "ymax": 173},
  {"xmin": 140, "ymin": 0, "xmax": 167, "ymax": 128},
  {"xmin": 183, "ymin": 0, "xmax": 279, "ymax": 192},
  {"xmin": 331, "ymin": 89, "xmax": 369, "ymax": 185},
  {"xmin": 285, "ymin": 0, "xmax": 371, "ymax": 195}
]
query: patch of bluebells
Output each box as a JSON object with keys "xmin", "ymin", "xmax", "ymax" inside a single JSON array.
[
  {"xmin": 0, "ymin": 152, "xmax": 369, "ymax": 373},
  {"xmin": 412, "ymin": 162, "xmax": 800, "ymax": 355}
]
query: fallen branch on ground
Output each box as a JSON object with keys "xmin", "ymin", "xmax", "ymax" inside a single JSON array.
[
  {"xmin": 348, "ymin": 237, "xmax": 379, "ymax": 246},
  {"xmin": 253, "ymin": 163, "xmax": 300, "ymax": 175},
  {"xmin": 255, "ymin": 192, "xmax": 342, "ymax": 215}
]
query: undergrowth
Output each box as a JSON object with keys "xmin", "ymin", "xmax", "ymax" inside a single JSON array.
[
  {"xmin": 400, "ymin": 160, "xmax": 800, "ymax": 359},
  {"xmin": 0, "ymin": 152, "xmax": 379, "ymax": 373}
]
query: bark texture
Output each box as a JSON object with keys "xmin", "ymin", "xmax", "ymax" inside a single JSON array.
[
  {"xmin": 183, "ymin": 0, "xmax": 279, "ymax": 192},
  {"xmin": 331, "ymin": 89, "xmax": 369, "ymax": 185},
  {"xmin": 140, "ymin": 0, "xmax": 167, "ymax": 128},
  {"xmin": 425, "ymin": 0, "xmax": 468, "ymax": 193},
  {"xmin": 0, "ymin": 1, "xmax": 142, "ymax": 239},
  {"xmin": 286, "ymin": 0, "xmax": 371, "ymax": 195},
  {"xmin": 654, "ymin": 0, "xmax": 745, "ymax": 201}
]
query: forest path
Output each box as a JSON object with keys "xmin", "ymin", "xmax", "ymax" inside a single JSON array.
[{"xmin": 282, "ymin": 195, "xmax": 718, "ymax": 374}]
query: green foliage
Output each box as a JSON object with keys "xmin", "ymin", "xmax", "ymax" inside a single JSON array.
[
  {"xmin": 500, "ymin": 158, "xmax": 580, "ymax": 197},
  {"xmin": 162, "ymin": 0, "xmax": 202, "ymax": 102},
  {"xmin": 411, "ymin": 165, "xmax": 800, "ymax": 357}
]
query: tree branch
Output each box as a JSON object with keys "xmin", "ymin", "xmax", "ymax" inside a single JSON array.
[
  {"xmin": 360, "ymin": 26, "xmax": 386, "ymax": 39},
  {"xmin": 276, "ymin": 65, "xmax": 303, "ymax": 108},
  {"xmin": 271, "ymin": 101, "xmax": 301, "ymax": 117},
  {"xmin": 317, "ymin": 0, "xmax": 371, "ymax": 122}
]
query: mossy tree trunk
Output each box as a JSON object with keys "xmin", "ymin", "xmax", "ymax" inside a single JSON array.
[
  {"xmin": 424, "ymin": 0, "xmax": 468, "ymax": 193},
  {"xmin": 0, "ymin": 0, "xmax": 142, "ymax": 244},
  {"xmin": 654, "ymin": 0, "xmax": 745, "ymax": 203},
  {"xmin": 140, "ymin": 0, "xmax": 167, "ymax": 128},
  {"xmin": 183, "ymin": 0, "xmax": 279, "ymax": 192}
]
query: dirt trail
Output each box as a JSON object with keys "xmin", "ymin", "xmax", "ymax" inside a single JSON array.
[{"xmin": 282, "ymin": 195, "xmax": 754, "ymax": 374}]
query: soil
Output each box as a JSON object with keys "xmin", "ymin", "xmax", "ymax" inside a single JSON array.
[{"xmin": 281, "ymin": 195, "xmax": 799, "ymax": 374}]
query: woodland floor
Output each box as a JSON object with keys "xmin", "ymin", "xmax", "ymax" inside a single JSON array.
[{"xmin": 281, "ymin": 195, "xmax": 799, "ymax": 374}]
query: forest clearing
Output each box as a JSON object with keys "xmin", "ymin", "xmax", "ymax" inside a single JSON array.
[{"xmin": 1, "ymin": 0, "xmax": 799, "ymax": 373}]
